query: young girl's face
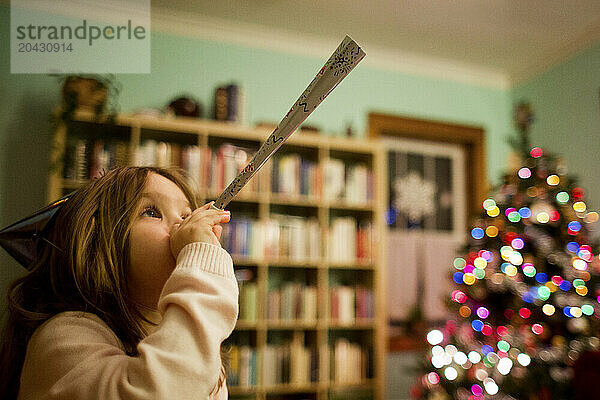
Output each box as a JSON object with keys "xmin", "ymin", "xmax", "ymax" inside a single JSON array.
[{"xmin": 128, "ymin": 172, "xmax": 193, "ymax": 309}]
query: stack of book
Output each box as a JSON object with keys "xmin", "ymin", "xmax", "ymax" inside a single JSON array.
[
  {"xmin": 263, "ymin": 337, "xmax": 317, "ymax": 386},
  {"xmin": 267, "ymin": 283, "xmax": 317, "ymax": 322},
  {"xmin": 330, "ymin": 285, "xmax": 374, "ymax": 322},
  {"xmin": 226, "ymin": 345, "xmax": 257, "ymax": 387}
]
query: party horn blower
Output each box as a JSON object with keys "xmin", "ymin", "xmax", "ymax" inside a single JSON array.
[{"xmin": 212, "ymin": 35, "xmax": 365, "ymax": 210}]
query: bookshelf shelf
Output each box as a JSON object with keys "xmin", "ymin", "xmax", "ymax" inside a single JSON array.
[
  {"xmin": 327, "ymin": 380, "xmax": 376, "ymax": 391},
  {"xmin": 268, "ymin": 193, "xmax": 321, "ymax": 208},
  {"xmin": 49, "ymin": 110, "xmax": 386, "ymax": 400},
  {"xmin": 266, "ymin": 320, "xmax": 319, "ymax": 329},
  {"xmin": 328, "ymin": 261, "xmax": 375, "ymax": 270},
  {"xmin": 235, "ymin": 320, "xmax": 259, "ymax": 330},
  {"xmin": 261, "ymin": 383, "xmax": 319, "ymax": 393},
  {"xmin": 267, "ymin": 259, "xmax": 323, "ymax": 268},
  {"xmin": 325, "ymin": 201, "xmax": 375, "ymax": 211},
  {"xmin": 328, "ymin": 320, "xmax": 376, "ymax": 329}
]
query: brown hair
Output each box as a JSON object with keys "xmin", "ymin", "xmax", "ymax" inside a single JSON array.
[{"xmin": 0, "ymin": 166, "xmax": 200, "ymax": 399}]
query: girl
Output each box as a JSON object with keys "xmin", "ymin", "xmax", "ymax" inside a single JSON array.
[{"xmin": 0, "ymin": 166, "xmax": 237, "ymax": 399}]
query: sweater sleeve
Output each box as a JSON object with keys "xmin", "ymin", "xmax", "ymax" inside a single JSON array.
[{"xmin": 18, "ymin": 242, "xmax": 239, "ymax": 400}]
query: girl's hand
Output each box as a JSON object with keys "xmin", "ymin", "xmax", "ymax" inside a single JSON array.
[{"xmin": 169, "ymin": 202, "xmax": 231, "ymax": 259}]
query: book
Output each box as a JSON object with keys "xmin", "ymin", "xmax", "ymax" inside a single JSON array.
[
  {"xmin": 214, "ymin": 86, "xmax": 228, "ymax": 121},
  {"xmin": 328, "ymin": 217, "xmax": 357, "ymax": 263},
  {"xmin": 239, "ymin": 281, "xmax": 257, "ymax": 322},
  {"xmin": 227, "ymin": 345, "xmax": 257, "ymax": 387},
  {"xmin": 323, "ymin": 158, "xmax": 345, "ymax": 200}
]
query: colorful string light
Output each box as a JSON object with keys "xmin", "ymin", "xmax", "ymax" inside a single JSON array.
[{"xmin": 428, "ymin": 147, "xmax": 600, "ymax": 400}]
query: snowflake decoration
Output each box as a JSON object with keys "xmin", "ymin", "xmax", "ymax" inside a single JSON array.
[{"xmin": 393, "ymin": 171, "xmax": 436, "ymax": 222}]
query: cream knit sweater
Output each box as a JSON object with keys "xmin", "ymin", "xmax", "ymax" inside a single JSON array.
[{"xmin": 18, "ymin": 242, "xmax": 239, "ymax": 400}]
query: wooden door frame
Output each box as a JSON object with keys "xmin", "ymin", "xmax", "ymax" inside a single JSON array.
[{"xmin": 369, "ymin": 112, "xmax": 487, "ymax": 219}]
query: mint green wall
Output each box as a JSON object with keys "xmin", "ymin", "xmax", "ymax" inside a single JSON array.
[
  {"xmin": 0, "ymin": 3, "xmax": 513, "ymax": 312},
  {"xmin": 512, "ymin": 43, "xmax": 600, "ymax": 211}
]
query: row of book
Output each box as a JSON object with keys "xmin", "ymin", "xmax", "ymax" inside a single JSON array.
[
  {"xmin": 221, "ymin": 215, "xmax": 321, "ymax": 261},
  {"xmin": 226, "ymin": 345, "xmax": 257, "ymax": 387},
  {"xmin": 63, "ymin": 139, "xmax": 128, "ymax": 180},
  {"xmin": 221, "ymin": 215, "xmax": 374, "ymax": 262},
  {"xmin": 263, "ymin": 336, "xmax": 318, "ymax": 386},
  {"xmin": 226, "ymin": 340, "xmax": 372, "ymax": 387},
  {"xmin": 134, "ymin": 141, "xmax": 260, "ymax": 194},
  {"xmin": 272, "ymin": 156, "xmax": 374, "ymax": 204},
  {"xmin": 331, "ymin": 338, "xmax": 371, "ymax": 384},
  {"xmin": 330, "ymin": 285, "xmax": 374, "ymax": 322},
  {"xmin": 267, "ymin": 283, "xmax": 317, "ymax": 322},
  {"xmin": 63, "ymin": 140, "xmax": 373, "ymax": 206},
  {"xmin": 239, "ymin": 283, "xmax": 374, "ymax": 322}
]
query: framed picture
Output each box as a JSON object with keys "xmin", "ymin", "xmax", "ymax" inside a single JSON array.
[{"xmin": 384, "ymin": 137, "xmax": 466, "ymax": 235}]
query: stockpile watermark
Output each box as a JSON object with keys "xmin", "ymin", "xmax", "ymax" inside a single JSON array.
[{"xmin": 11, "ymin": 0, "xmax": 150, "ymax": 73}]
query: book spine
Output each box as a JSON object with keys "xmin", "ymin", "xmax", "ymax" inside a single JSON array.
[
  {"xmin": 239, "ymin": 281, "xmax": 257, "ymax": 322},
  {"xmin": 74, "ymin": 139, "xmax": 89, "ymax": 181},
  {"xmin": 226, "ymin": 84, "xmax": 239, "ymax": 122},
  {"xmin": 214, "ymin": 86, "xmax": 228, "ymax": 121}
]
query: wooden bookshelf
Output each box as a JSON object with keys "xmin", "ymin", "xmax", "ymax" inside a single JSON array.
[{"xmin": 49, "ymin": 110, "xmax": 386, "ymax": 400}]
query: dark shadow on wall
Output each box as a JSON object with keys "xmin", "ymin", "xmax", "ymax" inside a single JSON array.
[{"xmin": 0, "ymin": 92, "xmax": 57, "ymax": 322}]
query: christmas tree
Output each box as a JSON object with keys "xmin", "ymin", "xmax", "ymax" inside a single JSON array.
[{"xmin": 412, "ymin": 102, "xmax": 600, "ymax": 400}]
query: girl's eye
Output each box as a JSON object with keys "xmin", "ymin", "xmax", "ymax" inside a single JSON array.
[{"xmin": 142, "ymin": 206, "xmax": 161, "ymax": 218}]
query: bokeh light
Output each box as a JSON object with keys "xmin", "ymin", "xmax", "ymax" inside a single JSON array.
[
  {"xmin": 573, "ymin": 201, "xmax": 587, "ymax": 213},
  {"xmin": 427, "ymin": 372, "xmax": 440, "ymax": 385},
  {"xmin": 459, "ymin": 306, "xmax": 472, "ymax": 318},
  {"xmin": 427, "ymin": 330, "xmax": 444, "ymax": 345},
  {"xmin": 530, "ymin": 147, "xmax": 543, "ymax": 158},
  {"xmin": 519, "ymin": 207, "xmax": 532, "ymax": 218},
  {"xmin": 518, "ymin": 167, "xmax": 532, "ymax": 179},
  {"xmin": 483, "ymin": 198, "xmax": 496, "ymax": 210},
  {"xmin": 476, "ymin": 307, "xmax": 489, "ymax": 319},
  {"xmin": 536, "ymin": 212, "xmax": 550, "ymax": 224},
  {"xmin": 517, "ymin": 353, "xmax": 531, "ymax": 366},
  {"xmin": 468, "ymin": 351, "xmax": 482, "ymax": 364},
  {"xmin": 486, "ymin": 225, "xmax": 499, "ymax": 237},
  {"xmin": 444, "ymin": 367, "xmax": 458, "ymax": 380},
  {"xmin": 471, "ymin": 227, "xmax": 485, "ymax": 239},
  {"xmin": 542, "ymin": 304, "xmax": 555, "ymax": 316},
  {"xmin": 546, "ymin": 175, "xmax": 559, "ymax": 186},
  {"xmin": 511, "ymin": 238, "xmax": 525, "ymax": 249},
  {"xmin": 556, "ymin": 191, "xmax": 569, "ymax": 204}
]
